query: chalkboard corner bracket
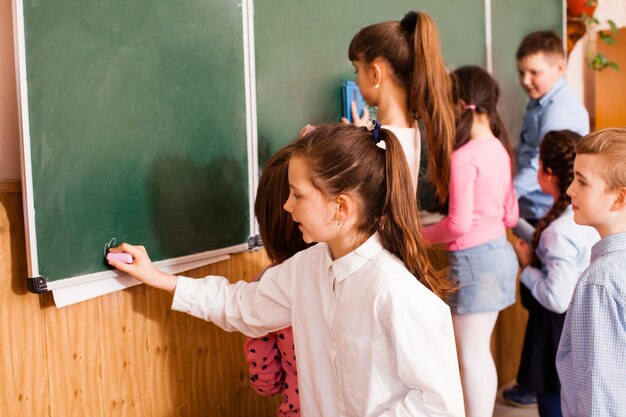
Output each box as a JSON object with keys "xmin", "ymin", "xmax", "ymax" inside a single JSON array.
[{"xmin": 27, "ymin": 276, "xmax": 48, "ymax": 294}]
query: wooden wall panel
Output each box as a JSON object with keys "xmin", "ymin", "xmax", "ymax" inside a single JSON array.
[
  {"xmin": 595, "ymin": 28, "xmax": 626, "ymax": 129},
  {"xmin": 97, "ymin": 285, "xmax": 152, "ymax": 417},
  {"xmin": 0, "ymin": 191, "xmax": 50, "ymax": 417},
  {"xmin": 1, "ymin": 185, "xmax": 525, "ymax": 415},
  {"xmin": 43, "ymin": 294, "xmax": 104, "ymax": 417}
]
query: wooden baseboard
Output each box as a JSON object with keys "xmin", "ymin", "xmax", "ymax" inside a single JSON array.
[{"xmin": 0, "ymin": 180, "xmax": 21, "ymax": 194}]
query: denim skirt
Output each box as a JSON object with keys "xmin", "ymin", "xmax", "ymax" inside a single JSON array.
[{"xmin": 446, "ymin": 236, "xmax": 518, "ymax": 315}]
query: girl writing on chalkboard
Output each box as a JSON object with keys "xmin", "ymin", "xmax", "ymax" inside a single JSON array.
[
  {"xmin": 244, "ymin": 144, "xmax": 310, "ymax": 417},
  {"xmin": 421, "ymin": 66, "xmax": 519, "ymax": 417},
  {"xmin": 342, "ymin": 10, "xmax": 454, "ymax": 204},
  {"xmin": 109, "ymin": 123, "xmax": 464, "ymax": 416}
]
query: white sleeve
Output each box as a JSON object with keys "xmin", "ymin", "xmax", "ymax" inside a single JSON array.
[
  {"xmin": 519, "ymin": 227, "xmax": 581, "ymax": 313},
  {"xmin": 171, "ymin": 263, "xmax": 292, "ymax": 338}
]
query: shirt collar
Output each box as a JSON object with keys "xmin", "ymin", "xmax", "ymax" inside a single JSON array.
[
  {"xmin": 330, "ymin": 232, "xmax": 384, "ymax": 283},
  {"xmin": 536, "ymin": 77, "xmax": 566, "ymax": 108},
  {"xmin": 591, "ymin": 232, "xmax": 626, "ymax": 262}
]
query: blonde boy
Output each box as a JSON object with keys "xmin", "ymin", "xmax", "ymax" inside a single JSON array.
[{"xmin": 556, "ymin": 128, "xmax": 626, "ymax": 417}]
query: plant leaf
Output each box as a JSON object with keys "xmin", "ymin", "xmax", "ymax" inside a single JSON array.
[
  {"xmin": 599, "ymin": 32, "xmax": 616, "ymax": 45},
  {"xmin": 608, "ymin": 19, "xmax": 618, "ymax": 33}
]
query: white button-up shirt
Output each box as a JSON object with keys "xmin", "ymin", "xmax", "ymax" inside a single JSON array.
[{"xmin": 172, "ymin": 233, "xmax": 464, "ymax": 417}]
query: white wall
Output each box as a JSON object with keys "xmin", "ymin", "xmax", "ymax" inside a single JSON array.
[{"xmin": 0, "ymin": 0, "xmax": 20, "ymax": 181}]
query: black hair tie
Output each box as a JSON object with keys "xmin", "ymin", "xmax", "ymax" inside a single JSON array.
[
  {"xmin": 371, "ymin": 120, "xmax": 382, "ymax": 144},
  {"xmin": 400, "ymin": 11, "xmax": 418, "ymax": 33}
]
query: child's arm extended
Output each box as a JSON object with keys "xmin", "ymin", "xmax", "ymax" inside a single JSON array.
[
  {"xmin": 244, "ymin": 334, "xmax": 285, "ymax": 396},
  {"xmin": 108, "ymin": 243, "xmax": 293, "ymax": 337},
  {"xmin": 108, "ymin": 243, "xmax": 178, "ymax": 293},
  {"xmin": 519, "ymin": 228, "xmax": 580, "ymax": 313}
]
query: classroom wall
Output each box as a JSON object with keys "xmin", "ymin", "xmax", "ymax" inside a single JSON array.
[
  {"xmin": 0, "ymin": 187, "xmax": 284, "ymax": 417},
  {"xmin": 0, "ymin": 0, "xmax": 531, "ymax": 415},
  {"xmin": 0, "ymin": 184, "xmax": 527, "ymax": 417}
]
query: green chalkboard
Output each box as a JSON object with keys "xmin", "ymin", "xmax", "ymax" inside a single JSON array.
[
  {"xmin": 254, "ymin": 0, "xmax": 486, "ymax": 165},
  {"xmin": 19, "ymin": 0, "xmax": 250, "ymax": 285}
]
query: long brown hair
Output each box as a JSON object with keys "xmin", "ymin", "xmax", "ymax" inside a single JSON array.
[
  {"xmin": 451, "ymin": 65, "xmax": 514, "ymax": 174},
  {"xmin": 293, "ymin": 124, "xmax": 451, "ymax": 298},
  {"xmin": 348, "ymin": 11, "xmax": 454, "ymax": 205},
  {"xmin": 255, "ymin": 144, "xmax": 311, "ymax": 264},
  {"xmin": 531, "ymin": 130, "xmax": 581, "ymax": 267}
]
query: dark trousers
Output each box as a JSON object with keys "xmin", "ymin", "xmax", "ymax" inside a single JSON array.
[{"xmin": 537, "ymin": 393, "xmax": 562, "ymax": 417}]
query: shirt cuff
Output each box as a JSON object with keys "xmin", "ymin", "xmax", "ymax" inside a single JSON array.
[
  {"xmin": 171, "ymin": 276, "xmax": 196, "ymax": 313},
  {"xmin": 520, "ymin": 266, "xmax": 543, "ymax": 289}
]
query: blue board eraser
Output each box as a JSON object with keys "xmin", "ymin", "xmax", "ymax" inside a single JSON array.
[
  {"xmin": 106, "ymin": 252, "xmax": 134, "ymax": 264},
  {"xmin": 342, "ymin": 80, "xmax": 365, "ymax": 123}
]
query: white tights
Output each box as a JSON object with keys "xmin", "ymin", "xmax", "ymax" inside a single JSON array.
[{"xmin": 452, "ymin": 311, "xmax": 500, "ymax": 417}]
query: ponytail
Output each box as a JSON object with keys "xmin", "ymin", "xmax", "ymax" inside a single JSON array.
[
  {"xmin": 451, "ymin": 65, "xmax": 515, "ymax": 175},
  {"xmin": 293, "ymin": 124, "xmax": 452, "ymax": 299},
  {"xmin": 407, "ymin": 11, "xmax": 455, "ymax": 204},
  {"xmin": 530, "ymin": 130, "xmax": 580, "ymax": 267},
  {"xmin": 348, "ymin": 11, "xmax": 455, "ymax": 205},
  {"xmin": 378, "ymin": 128, "xmax": 452, "ymax": 298}
]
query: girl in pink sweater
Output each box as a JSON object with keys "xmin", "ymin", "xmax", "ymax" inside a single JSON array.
[
  {"xmin": 423, "ymin": 66, "xmax": 519, "ymax": 417},
  {"xmin": 244, "ymin": 145, "xmax": 310, "ymax": 416}
]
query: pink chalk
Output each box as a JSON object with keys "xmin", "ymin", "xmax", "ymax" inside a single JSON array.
[{"xmin": 106, "ymin": 252, "xmax": 134, "ymax": 264}]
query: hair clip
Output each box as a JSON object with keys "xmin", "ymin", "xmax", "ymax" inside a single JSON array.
[
  {"xmin": 372, "ymin": 120, "xmax": 382, "ymax": 143},
  {"xmin": 464, "ymin": 104, "xmax": 477, "ymax": 111}
]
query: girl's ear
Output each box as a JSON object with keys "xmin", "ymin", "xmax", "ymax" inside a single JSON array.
[
  {"xmin": 370, "ymin": 60, "xmax": 383, "ymax": 88},
  {"xmin": 335, "ymin": 194, "xmax": 356, "ymax": 222}
]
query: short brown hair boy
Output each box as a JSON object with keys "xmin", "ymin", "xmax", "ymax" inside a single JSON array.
[{"xmin": 516, "ymin": 30, "xmax": 564, "ymax": 61}]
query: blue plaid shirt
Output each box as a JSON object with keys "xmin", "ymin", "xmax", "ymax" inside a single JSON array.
[
  {"xmin": 556, "ymin": 232, "xmax": 626, "ymax": 417},
  {"xmin": 514, "ymin": 78, "xmax": 589, "ymax": 220}
]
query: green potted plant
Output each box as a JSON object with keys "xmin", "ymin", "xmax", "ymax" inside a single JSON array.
[{"xmin": 569, "ymin": 0, "xmax": 620, "ymax": 71}]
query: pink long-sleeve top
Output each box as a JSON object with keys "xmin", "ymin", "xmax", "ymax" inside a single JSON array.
[
  {"xmin": 243, "ymin": 267, "xmax": 299, "ymax": 417},
  {"xmin": 423, "ymin": 137, "xmax": 519, "ymax": 251}
]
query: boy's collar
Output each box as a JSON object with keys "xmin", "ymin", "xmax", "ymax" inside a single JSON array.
[
  {"xmin": 591, "ymin": 232, "xmax": 626, "ymax": 262},
  {"xmin": 536, "ymin": 77, "xmax": 566, "ymax": 107}
]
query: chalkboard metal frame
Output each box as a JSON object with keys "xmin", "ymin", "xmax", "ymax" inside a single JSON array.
[{"xmin": 13, "ymin": 0, "xmax": 260, "ymax": 305}]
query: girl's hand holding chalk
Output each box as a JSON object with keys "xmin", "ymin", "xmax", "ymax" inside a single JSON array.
[{"xmin": 107, "ymin": 243, "xmax": 178, "ymax": 294}]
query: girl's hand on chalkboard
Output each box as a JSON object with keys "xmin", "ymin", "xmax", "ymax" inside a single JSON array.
[
  {"xmin": 108, "ymin": 243, "xmax": 178, "ymax": 294},
  {"xmin": 341, "ymin": 101, "xmax": 370, "ymax": 127}
]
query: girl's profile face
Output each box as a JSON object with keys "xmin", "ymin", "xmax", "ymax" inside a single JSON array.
[
  {"xmin": 283, "ymin": 157, "xmax": 339, "ymax": 244},
  {"xmin": 352, "ymin": 60, "xmax": 378, "ymax": 106}
]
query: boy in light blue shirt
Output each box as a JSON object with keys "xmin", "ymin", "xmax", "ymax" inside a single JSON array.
[
  {"xmin": 514, "ymin": 31, "xmax": 589, "ymax": 222},
  {"xmin": 505, "ymin": 30, "xmax": 591, "ymax": 409},
  {"xmin": 556, "ymin": 128, "xmax": 626, "ymax": 417}
]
